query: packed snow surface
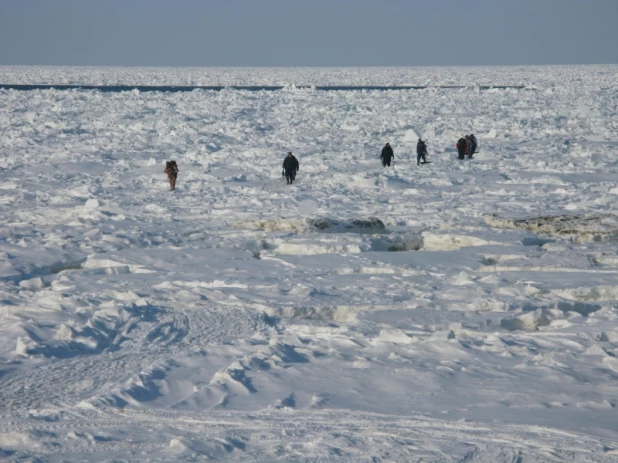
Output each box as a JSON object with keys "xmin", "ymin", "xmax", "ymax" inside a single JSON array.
[{"xmin": 1, "ymin": 65, "xmax": 618, "ymax": 462}]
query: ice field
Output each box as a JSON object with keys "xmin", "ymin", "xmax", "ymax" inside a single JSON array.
[{"xmin": 1, "ymin": 65, "xmax": 618, "ymax": 461}]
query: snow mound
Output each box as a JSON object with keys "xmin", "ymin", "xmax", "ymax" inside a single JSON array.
[
  {"xmin": 402, "ymin": 129, "xmax": 419, "ymax": 143},
  {"xmin": 552, "ymin": 285, "xmax": 618, "ymax": 302},
  {"xmin": 422, "ymin": 232, "xmax": 502, "ymax": 251},
  {"xmin": 275, "ymin": 242, "xmax": 363, "ymax": 255},
  {"xmin": 483, "ymin": 128, "xmax": 497, "ymax": 139},
  {"xmin": 0, "ymin": 432, "xmax": 39, "ymax": 450},
  {"xmin": 485, "ymin": 213, "xmax": 618, "ymax": 242},
  {"xmin": 501, "ymin": 308, "xmax": 565, "ymax": 331},
  {"xmin": 369, "ymin": 234, "xmax": 423, "ymax": 251}
]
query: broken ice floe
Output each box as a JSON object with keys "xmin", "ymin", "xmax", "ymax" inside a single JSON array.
[
  {"xmin": 422, "ymin": 232, "xmax": 503, "ymax": 251},
  {"xmin": 499, "ymin": 300, "xmax": 607, "ymax": 331},
  {"xmin": 485, "ymin": 213, "xmax": 618, "ymax": 242},
  {"xmin": 232, "ymin": 217, "xmax": 386, "ymax": 234},
  {"xmin": 268, "ymin": 233, "xmax": 422, "ymax": 256}
]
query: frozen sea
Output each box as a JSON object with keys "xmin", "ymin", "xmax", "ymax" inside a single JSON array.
[{"xmin": 1, "ymin": 65, "xmax": 618, "ymax": 462}]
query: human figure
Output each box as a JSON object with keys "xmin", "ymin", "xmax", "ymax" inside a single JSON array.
[
  {"xmin": 282, "ymin": 152, "xmax": 299, "ymax": 184},
  {"xmin": 469, "ymin": 133, "xmax": 478, "ymax": 157},
  {"xmin": 380, "ymin": 143, "xmax": 394, "ymax": 167},
  {"xmin": 416, "ymin": 138, "xmax": 428, "ymax": 165},
  {"xmin": 465, "ymin": 135, "xmax": 472, "ymax": 158},
  {"xmin": 456, "ymin": 138, "xmax": 467, "ymax": 160},
  {"xmin": 164, "ymin": 160, "xmax": 179, "ymax": 191}
]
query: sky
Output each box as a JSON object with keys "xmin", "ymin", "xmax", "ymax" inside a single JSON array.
[{"xmin": 0, "ymin": 0, "xmax": 616, "ymax": 67}]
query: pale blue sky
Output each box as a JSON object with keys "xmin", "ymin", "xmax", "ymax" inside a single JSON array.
[{"xmin": 1, "ymin": 0, "xmax": 616, "ymax": 66}]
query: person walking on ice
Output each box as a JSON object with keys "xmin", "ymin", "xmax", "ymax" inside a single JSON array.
[
  {"xmin": 468, "ymin": 133, "xmax": 477, "ymax": 157},
  {"xmin": 465, "ymin": 135, "xmax": 473, "ymax": 159},
  {"xmin": 416, "ymin": 138, "xmax": 428, "ymax": 165},
  {"xmin": 282, "ymin": 152, "xmax": 299, "ymax": 184},
  {"xmin": 380, "ymin": 143, "xmax": 394, "ymax": 167},
  {"xmin": 164, "ymin": 160, "xmax": 179, "ymax": 191}
]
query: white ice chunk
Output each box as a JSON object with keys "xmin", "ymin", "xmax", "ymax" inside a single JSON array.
[{"xmin": 85, "ymin": 199, "xmax": 100, "ymax": 209}]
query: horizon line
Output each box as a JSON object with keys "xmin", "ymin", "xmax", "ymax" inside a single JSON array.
[{"xmin": 0, "ymin": 63, "xmax": 616, "ymax": 69}]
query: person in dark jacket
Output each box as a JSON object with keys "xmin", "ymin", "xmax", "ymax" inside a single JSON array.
[
  {"xmin": 416, "ymin": 139, "xmax": 428, "ymax": 165},
  {"xmin": 465, "ymin": 135, "xmax": 472, "ymax": 158},
  {"xmin": 164, "ymin": 160, "xmax": 179, "ymax": 191},
  {"xmin": 469, "ymin": 133, "xmax": 477, "ymax": 157},
  {"xmin": 282, "ymin": 152, "xmax": 299, "ymax": 184},
  {"xmin": 380, "ymin": 143, "xmax": 394, "ymax": 167},
  {"xmin": 456, "ymin": 138, "xmax": 467, "ymax": 160}
]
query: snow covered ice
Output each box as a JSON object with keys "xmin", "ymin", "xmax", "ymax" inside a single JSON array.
[{"xmin": 1, "ymin": 65, "xmax": 618, "ymax": 461}]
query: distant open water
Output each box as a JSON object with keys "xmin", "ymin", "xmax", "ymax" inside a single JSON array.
[{"xmin": 0, "ymin": 84, "xmax": 526, "ymax": 92}]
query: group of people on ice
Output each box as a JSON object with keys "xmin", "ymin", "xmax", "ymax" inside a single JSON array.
[
  {"xmin": 380, "ymin": 139, "xmax": 429, "ymax": 167},
  {"xmin": 380, "ymin": 134, "xmax": 477, "ymax": 169},
  {"xmin": 163, "ymin": 152, "xmax": 301, "ymax": 191},
  {"xmin": 456, "ymin": 134, "xmax": 478, "ymax": 159},
  {"xmin": 163, "ymin": 136, "xmax": 478, "ymax": 190}
]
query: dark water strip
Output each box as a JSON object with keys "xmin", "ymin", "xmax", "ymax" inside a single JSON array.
[{"xmin": 0, "ymin": 84, "xmax": 526, "ymax": 92}]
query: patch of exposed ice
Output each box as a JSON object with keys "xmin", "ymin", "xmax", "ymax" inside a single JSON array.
[{"xmin": 486, "ymin": 213, "xmax": 618, "ymax": 242}]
